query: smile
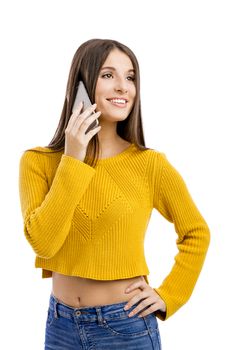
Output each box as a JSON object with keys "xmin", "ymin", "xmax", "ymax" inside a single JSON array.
[{"xmin": 107, "ymin": 98, "xmax": 128, "ymax": 108}]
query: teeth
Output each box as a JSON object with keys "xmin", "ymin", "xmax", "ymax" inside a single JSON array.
[{"xmin": 110, "ymin": 99, "xmax": 126, "ymax": 104}]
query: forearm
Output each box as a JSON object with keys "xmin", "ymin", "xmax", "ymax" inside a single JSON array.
[
  {"xmin": 154, "ymin": 221, "xmax": 210, "ymax": 320},
  {"xmin": 19, "ymin": 152, "xmax": 96, "ymax": 258}
]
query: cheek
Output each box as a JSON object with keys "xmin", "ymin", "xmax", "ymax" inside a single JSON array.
[
  {"xmin": 130, "ymin": 85, "xmax": 136, "ymax": 100},
  {"xmin": 130, "ymin": 93, "xmax": 136, "ymax": 106},
  {"xmin": 94, "ymin": 82, "xmax": 105, "ymax": 103}
]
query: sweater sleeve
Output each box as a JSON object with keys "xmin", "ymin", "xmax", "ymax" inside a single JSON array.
[
  {"xmin": 18, "ymin": 150, "xmax": 96, "ymax": 259},
  {"xmin": 151, "ymin": 152, "xmax": 210, "ymax": 321}
]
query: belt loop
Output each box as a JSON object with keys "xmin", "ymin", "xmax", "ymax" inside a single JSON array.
[
  {"xmin": 53, "ymin": 295, "xmax": 59, "ymax": 319},
  {"xmin": 95, "ymin": 307, "xmax": 105, "ymax": 324}
]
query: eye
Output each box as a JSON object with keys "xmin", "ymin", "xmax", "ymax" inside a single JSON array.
[
  {"xmin": 102, "ymin": 73, "xmax": 113, "ymax": 79},
  {"xmin": 127, "ymin": 76, "xmax": 135, "ymax": 81},
  {"xmin": 101, "ymin": 73, "xmax": 135, "ymax": 81}
]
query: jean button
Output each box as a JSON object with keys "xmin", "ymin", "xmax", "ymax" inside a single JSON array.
[{"xmin": 75, "ymin": 310, "xmax": 81, "ymax": 316}]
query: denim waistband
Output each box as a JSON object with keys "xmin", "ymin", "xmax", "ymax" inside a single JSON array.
[{"xmin": 48, "ymin": 293, "xmax": 142, "ymax": 322}]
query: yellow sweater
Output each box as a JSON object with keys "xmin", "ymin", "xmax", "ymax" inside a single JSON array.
[{"xmin": 18, "ymin": 143, "xmax": 210, "ymax": 320}]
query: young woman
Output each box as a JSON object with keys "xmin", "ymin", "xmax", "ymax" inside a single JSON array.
[{"xmin": 19, "ymin": 38, "xmax": 210, "ymax": 349}]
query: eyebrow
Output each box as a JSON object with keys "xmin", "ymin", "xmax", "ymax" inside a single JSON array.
[{"xmin": 100, "ymin": 66, "xmax": 135, "ymax": 73}]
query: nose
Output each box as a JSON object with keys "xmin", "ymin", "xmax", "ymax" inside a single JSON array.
[{"xmin": 114, "ymin": 77, "xmax": 128, "ymax": 94}]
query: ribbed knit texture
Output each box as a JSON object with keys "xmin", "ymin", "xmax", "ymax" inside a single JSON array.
[{"xmin": 18, "ymin": 143, "xmax": 210, "ymax": 320}]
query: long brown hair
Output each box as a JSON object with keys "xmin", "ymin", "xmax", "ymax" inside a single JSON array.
[{"xmin": 43, "ymin": 39, "xmax": 149, "ymax": 166}]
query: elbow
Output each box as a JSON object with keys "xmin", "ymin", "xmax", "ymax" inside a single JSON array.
[
  {"xmin": 24, "ymin": 226, "xmax": 59, "ymax": 259},
  {"xmin": 194, "ymin": 221, "xmax": 211, "ymax": 255},
  {"xmin": 193, "ymin": 221, "xmax": 211, "ymax": 259},
  {"xmin": 33, "ymin": 245, "xmax": 58, "ymax": 259},
  {"xmin": 203, "ymin": 222, "xmax": 211, "ymax": 251}
]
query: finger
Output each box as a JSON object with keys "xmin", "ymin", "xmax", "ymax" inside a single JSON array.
[
  {"xmin": 71, "ymin": 101, "xmax": 84, "ymax": 119},
  {"xmin": 86, "ymin": 125, "xmax": 102, "ymax": 138},
  {"xmin": 73, "ymin": 101, "xmax": 83, "ymax": 114},
  {"xmin": 75, "ymin": 111, "xmax": 101, "ymax": 133},
  {"xmin": 124, "ymin": 291, "xmax": 146, "ymax": 311},
  {"xmin": 72, "ymin": 104, "xmax": 97, "ymax": 129},
  {"xmin": 128, "ymin": 297, "xmax": 156, "ymax": 317},
  {"xmin": 66, "ymin": 101, "xmax": 83, "ymax": 132},
  {"xmin": 67, "ymin": 102, "xmax": 96, "ymax": 132},
  {"xmin": 138, "ymin": 304, "xmax": 159, "ymax": 318},
  {"xmin": 77, "ymin": 103, "xmax": 97, "ymax": 121},
  {"xmin": 125, "ymin": 280, "xmax": 146, "ymax": 293}
]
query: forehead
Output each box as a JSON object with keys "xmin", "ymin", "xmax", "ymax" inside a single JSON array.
[{"xmin": 102, "ymin": 48, "xmax": 134, "ymax": 70}]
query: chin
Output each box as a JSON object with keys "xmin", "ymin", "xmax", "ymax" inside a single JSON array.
[{"xmin": 105, "ymin": 112, "xmax": 129, "ymax": 122}]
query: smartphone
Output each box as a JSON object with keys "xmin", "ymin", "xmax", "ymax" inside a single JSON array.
[{"xmin": 72, "ymin": 80, "xmax": 99, "ymax": 133}]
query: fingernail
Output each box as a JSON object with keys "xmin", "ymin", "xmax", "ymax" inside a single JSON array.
[
  {"xmin": 124, "ymin": 305, "xmax": 129, "ymax": 310},
  {"xmin": 125, "ymin": 288, "xmax": 130, "ymax": 293}
]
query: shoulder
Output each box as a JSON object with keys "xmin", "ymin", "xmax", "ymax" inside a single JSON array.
[
  {"xmin": 23, "ymin": 146, "xmax": 63, "ymax": 155},
  {"xmin": 132, "ymin": 144, "xmax": 162, "ymax": 158},
  {"xmin": 140, "ymin": 146, "xmax": 167, "ymax": 169},
  {"xmin": 20, "ymin": 146, "xmax": 63, "ymax": 159},
  {"xmin": 19, "ymin": 146, "xmax": 63, "ymax": 171},
  {"xmin": 142, "ymin": 147, "xmax": 183, "ymax": 185}
]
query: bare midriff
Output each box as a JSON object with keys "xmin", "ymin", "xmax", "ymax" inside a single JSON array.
[{"xmin": 52, "ymin": 272, "xmax": 147, "ymax": 308}]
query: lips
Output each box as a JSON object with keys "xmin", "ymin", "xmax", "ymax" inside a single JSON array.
[
  {"xmin": 107, "ymin": 98, "xmax": 128, "ymax": 108},
  {"xmin": 107, "ymin": 98, "xmax": 128, "ymax": 103}
]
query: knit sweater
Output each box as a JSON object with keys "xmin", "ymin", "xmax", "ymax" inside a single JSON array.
[{"xmin": 18, "ymin": 143, "xmax": 210, "ymax": 320}]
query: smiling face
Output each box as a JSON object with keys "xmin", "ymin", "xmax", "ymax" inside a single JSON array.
[{"xmin": 94, "ymin": 48, "xmax": 136, "ymax": 123}]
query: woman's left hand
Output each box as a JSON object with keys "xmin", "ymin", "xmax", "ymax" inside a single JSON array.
[{"xmin": 123, "ymin": 278, "xmax": 166, "ymax": 318}]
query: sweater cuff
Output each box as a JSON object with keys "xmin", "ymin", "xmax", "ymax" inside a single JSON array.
[{"xmin": 153, "ymin": 288, "xmax": 173, "ymax": 321}]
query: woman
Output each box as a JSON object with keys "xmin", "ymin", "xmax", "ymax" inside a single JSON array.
[{"xmin": 19, "ymin": 39, "xmax": 210, "ymax": 349}]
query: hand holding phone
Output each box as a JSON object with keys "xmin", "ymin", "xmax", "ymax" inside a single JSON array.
[
  {"xmin": 72, "ymin": 81, "xmax": 99, "ymax": 133},
  {"xmin": 64, "ymin": 81, "xmax": 102, "ymax": 161}
]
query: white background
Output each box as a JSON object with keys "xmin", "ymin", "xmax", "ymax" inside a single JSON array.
[{"xmin": 1, "ymin": 0, "xmax": 232, "ymax": 349}]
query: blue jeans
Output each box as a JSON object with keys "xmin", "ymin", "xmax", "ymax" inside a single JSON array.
[{"xmin": 44, "ymin": 293, "xmax": 162, "ymax": 349}]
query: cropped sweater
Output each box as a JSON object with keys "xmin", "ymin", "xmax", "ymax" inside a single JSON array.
[{"xmin": 18, "ymin": 143, "xmax": 210, "ymax": 320}]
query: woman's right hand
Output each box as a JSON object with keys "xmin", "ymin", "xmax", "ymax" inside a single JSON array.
[{"xmin": 64, "ymin": 101, "xmax": 101, "ymax": 161}]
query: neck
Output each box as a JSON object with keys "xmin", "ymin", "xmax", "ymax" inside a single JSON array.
[{"xmin": 97, "ymin": 122, "xmax": 121, "ymax": 150}]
